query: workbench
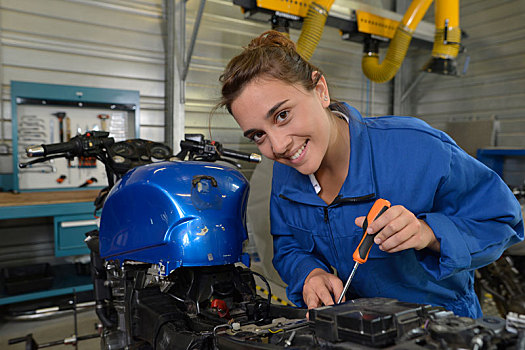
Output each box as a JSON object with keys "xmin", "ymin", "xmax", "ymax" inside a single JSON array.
[
  {"xmin": 0, "ymin": 190, "xmax": 99, "ymax": 219},
  {"xmin": 0, "ymin": 190, "xmax": 99, "ymax": 305}
]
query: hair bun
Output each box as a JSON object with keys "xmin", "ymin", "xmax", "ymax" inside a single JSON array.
[{"xmin": 247, "ymin": 30, "xmax": 296, "ymax": 51}]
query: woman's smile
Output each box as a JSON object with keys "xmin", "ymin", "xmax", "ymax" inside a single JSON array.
[{"xmin": 289, "ymin": 140, "xmax": 308, "ymax": 163}]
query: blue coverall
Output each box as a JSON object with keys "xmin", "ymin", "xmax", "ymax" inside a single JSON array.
[{"xmin": 270, "ymin": 104, "xmax": 524, "ymax": 318}]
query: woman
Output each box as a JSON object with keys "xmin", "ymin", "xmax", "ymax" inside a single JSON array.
[{"xmin": 218, "ymin": 30, "xmax": 523, "ymax": 318}]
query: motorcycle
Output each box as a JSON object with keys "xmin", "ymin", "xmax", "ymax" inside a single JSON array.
[{"xmin": 11, "ymin": 131, "xmax": 525, "ymax": 349}]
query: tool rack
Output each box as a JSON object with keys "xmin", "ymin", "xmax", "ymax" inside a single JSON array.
[{"xmin": 10, "ymin": 81, "xmax": 140, "ymax": 191}]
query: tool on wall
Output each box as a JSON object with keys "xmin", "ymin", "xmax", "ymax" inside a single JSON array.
[
  {"xmin": 79, "ymin": 177, "xmax": 98, "ymax": 188},
  {"xmin": 49, "ymin": 118, "xmax": 55, "ymax": 143},
  {"xmin": 65, "ymin": 117, "xmax": 72, "ymax": 141},
  {"xmin": 18, "ymin": 116, "xmax": 49, "ymax": 172},
  {"xmin": 56, "ymin": 175, "xmax": 67, "ymax": 184},
  {"xmin": 97, "ymin": 114, "xmax": 110, "ymax": 131},
  {"xmin": 52, "ymin": 112, "xmax": 67, "ymax": 143},
  {"xmin": 337, "ymin": 198, "xmax": 391, "ymax": 304}
]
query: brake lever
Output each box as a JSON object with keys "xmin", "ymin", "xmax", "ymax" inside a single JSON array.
[{"xmin": 19, "ymin": 154, "xmax": 68, "ymax": 168}]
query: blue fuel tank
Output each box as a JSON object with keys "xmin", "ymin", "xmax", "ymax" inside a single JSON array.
[{"xmin": 99, "ymin": 160, "xmax": 250, "ymax": 275}]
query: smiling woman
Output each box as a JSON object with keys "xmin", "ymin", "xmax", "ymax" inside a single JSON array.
[{"xmin": 217, "ymin": 30, "xmax": 524, "ymax": 319}]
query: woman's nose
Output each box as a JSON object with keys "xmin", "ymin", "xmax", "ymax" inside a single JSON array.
[{"xmin": 269, "ymin": 131, "xmax": 292, "ymax": 158}]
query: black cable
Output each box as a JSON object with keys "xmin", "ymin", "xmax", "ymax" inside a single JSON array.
[{"xmin": 250, "ymin": 270, "xmax": 272, "ymax": 312}]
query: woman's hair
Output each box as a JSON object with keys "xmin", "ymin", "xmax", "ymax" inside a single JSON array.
[{"xmin": 218, "ymin": 30, "xmax": 324, "ymax": 115}]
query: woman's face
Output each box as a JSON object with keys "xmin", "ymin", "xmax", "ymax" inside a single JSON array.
[{"xmin": 230, "ymin": 75, "xmax": 332, "ymax": 175}]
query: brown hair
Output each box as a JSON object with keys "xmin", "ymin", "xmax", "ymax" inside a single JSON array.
[{"xmin": 218, "ymin": 30, "xmax": 324, "ymax": 115}]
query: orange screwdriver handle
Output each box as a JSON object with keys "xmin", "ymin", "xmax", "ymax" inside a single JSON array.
[{"xmin": 352, "ymin": 198, "xmax": 391, "ymax": 264}]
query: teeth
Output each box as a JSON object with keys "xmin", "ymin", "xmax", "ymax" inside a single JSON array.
[{"xmin": 290, "ymin": 142, "xmax": 306, "ymax": 160}]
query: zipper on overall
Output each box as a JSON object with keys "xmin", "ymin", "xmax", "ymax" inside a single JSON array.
[
  {"xmin": 322, "ymin": 193, "xmax": 376, "ymax": 262},
  {"xmin": 280, "ymin": 193, "xmax": 376, "ymax": 264}
]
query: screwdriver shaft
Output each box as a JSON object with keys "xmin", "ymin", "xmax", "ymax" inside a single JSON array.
[{"xmin": 337, "ymin": 261, "xmax": 360, "ymax": 304}]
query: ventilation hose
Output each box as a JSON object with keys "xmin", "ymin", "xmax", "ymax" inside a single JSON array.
[
  {"xmin": 362, "ymin": 0, "xmax": 433, "ymax": 83},
  {"xmin": 296, "ymin": 0, "xmax": 335, "ymax": 61},
  {"xmin": 431, "ymin": 0, "xmax": 460, "ymax": 59}
]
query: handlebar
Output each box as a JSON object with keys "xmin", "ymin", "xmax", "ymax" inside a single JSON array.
[
  {"xmin": 178, "ymin": 138, "xmax": 261, "ymax": 164},
  {"xmin": 25, "ymin": 131, "xmax": 114, "ymax": 158},
  {"xmin": 221, "ymin": 148, "xmax": 261, "ymax": 163},
  {"xmin": 22, "ymin": 132, "xmax": 261, "ymax": 176}
]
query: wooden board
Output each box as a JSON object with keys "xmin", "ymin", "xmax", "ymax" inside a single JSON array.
[{"xmin": 0, "ymin": 190, "xmax": 99, "ymax": 207}]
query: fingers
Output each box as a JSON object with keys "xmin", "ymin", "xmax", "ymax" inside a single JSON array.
[
  {"xmin": 355, "ymin": 205, "xmax": 438, "ymax": 252},
  {"xmin": 365, "ymin": 205, "xmax": 412, "ymax": 244},
  {"xmin": 381, "ymin": 219, "xmax": 439, "ymax": 252},
  {"xmin": 329, "ymin": 276, "xmax": 345, "ymax": 304},
  {"xmin": 379, "ymin": 225, "xmax": 419, "ymax": 252},
  {"xmin": 355, "ymin": 216, "xmax": 365, "ymax": 228},
  {"xmin": 304, "ymin": 283, "xmax": 334, "ymax": 309},
  {"xmin": 303, "ymin": 269, "xmax": 344, "ymax": 310}
]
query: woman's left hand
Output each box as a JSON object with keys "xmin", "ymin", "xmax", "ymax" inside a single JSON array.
[{"xmin": 354, "ymin": 205, "xmax": 440, "ymax": 253}]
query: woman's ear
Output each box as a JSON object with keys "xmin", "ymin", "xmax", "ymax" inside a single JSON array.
[{"xmin": 312, "ymin": 71, "xmax": 330, "ymax": 108}]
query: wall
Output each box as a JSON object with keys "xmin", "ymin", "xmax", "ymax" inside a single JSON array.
[
  {"xmin": 400, "ymin": 0, "xmax": 525, "ymax": 186},
  {"xmin": 0, "ymin": 0, "xmax": 166, "ymax": 177}
]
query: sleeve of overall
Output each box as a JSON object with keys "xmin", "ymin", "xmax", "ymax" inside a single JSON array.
[
  {"xmin": 416, "ymin": 143, "xmax": 524, "ymax": 280},
  {"xmin": 270, "ymin": 192, "xmax": 331, "ymax": 307}
]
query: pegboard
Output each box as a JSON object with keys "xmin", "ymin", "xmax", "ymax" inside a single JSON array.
[{"xmin": 11, "ymin": 81, "xmax": 140, "ymax": 191}]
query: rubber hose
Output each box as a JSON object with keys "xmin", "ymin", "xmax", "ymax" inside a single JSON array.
[
  {"xmin": 296, "ymin": 2, "xmax": 329, "ymax": 61},
  {"xmin": 432, "ymin": 26, "xmax": 461, "ymax": 59},
  {"xmin": 362, "ymin": 26, "xmax": 413, "ymax": 83}
]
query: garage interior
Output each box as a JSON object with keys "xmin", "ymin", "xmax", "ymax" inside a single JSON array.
[{"xmin": 0, "ymin": 0, "xmax": 524, "ymax": 349}]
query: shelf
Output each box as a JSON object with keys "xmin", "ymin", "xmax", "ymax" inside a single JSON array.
[
  {"xmin": 0, "ymin": 264, "xmax": 92, "ymax": 306},
  {"xmin": 477, "ymin": 148, "xmax": 525, "ymax": 177}
]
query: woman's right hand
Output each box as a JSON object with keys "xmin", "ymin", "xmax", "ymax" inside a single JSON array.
[{"xmin": 303, "ymin": 268, "xmax": 344, "ymax": 310}]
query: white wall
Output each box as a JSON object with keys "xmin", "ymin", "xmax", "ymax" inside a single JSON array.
[{"xmin": 0, "ymin": 0, "xmax": 166, "ymax": 175}]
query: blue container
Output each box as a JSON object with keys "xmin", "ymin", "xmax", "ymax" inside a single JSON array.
[{"xmin": 99, "ymin": 161, "xmax": 250, "ymax": 275}]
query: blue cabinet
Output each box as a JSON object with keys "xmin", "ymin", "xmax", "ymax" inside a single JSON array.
[
  {"xmin": 54, "ymin": 214, "xmax": 97, "ymax": 257},
  {"xmin": 0, "ymin": 191, "xmax": 98, "ymax": 305}
]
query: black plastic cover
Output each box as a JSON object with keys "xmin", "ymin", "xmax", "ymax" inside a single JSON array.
[{"xmin": 309, "ymin": 298, "xmax": 441, "ymax": 347}]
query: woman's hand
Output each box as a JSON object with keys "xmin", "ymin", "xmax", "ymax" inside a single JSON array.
[
  {"xmin": 303, "ymin": 268, "xmax": 344, "ymax": 311},
  {"xmin": 355, "ymin": 205, "xmax": 440, "ymax": 253}
]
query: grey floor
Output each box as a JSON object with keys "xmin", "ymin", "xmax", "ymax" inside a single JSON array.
[{"xmin": 0, "ymin": 308, "xmax": 100, "ymax": 349}]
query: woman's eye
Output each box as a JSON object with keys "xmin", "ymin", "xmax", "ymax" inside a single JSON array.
[
  {"xmin": 252, "ymin": 131, "xmax": 265, "ymax": 143},
  {"xmin": 276, "ymin": 111, "xmax": 288, "ymax": 123}
]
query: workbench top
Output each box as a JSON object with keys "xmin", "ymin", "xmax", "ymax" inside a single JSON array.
[
  {"xmin": 0, "ymin": 189, "xmax": 99, "ymax": 213},
  {"xmin": 0, "ymin": 190, "xmax": 99, "ymax": 207}
]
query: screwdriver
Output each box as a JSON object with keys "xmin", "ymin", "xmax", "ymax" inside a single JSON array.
[{"xmin": 337, "ymin": 198, "xmax": 391, "ymax": 304}]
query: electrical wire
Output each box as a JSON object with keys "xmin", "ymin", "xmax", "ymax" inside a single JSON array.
[{"xmin": 249, "ymin": 270, "xmax": 272, "ymax": 311}]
